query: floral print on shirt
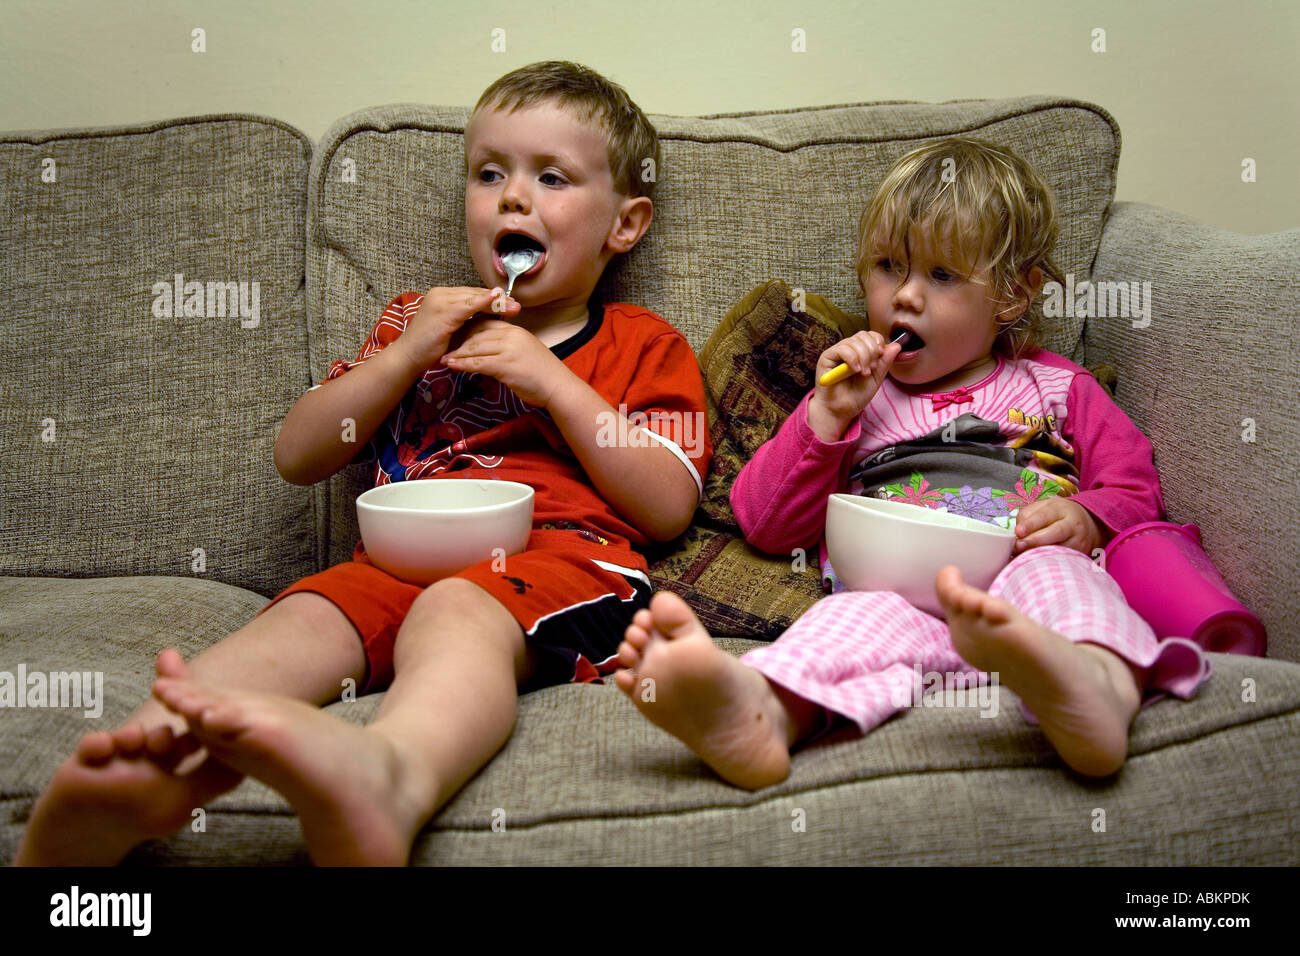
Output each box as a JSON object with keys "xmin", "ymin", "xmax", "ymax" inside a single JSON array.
[{"xmin": 875, "ymin": 468, "xmax": 1063, "ymax": 532}]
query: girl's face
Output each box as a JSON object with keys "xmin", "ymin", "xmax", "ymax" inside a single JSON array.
[{"xmin": 863, "ymin": 233, "xmax": 1011, "ymax": 394}]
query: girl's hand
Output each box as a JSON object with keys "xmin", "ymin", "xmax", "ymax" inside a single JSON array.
[
  {"xmin": 807, "ymin": 331, "xmax": 902, "ymax": 442},
  {"xmin": 1013, "ymin": 497, "xmax": 1106, "ymax": 556}
]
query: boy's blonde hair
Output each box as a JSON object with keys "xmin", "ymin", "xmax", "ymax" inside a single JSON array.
[
  {"xmin": 472, "ymin": 60, "xmax": 660, "ymax": 201},
  {"xmin": 856, "ymin": 137, "xmax": 1065, "ymax": 357}
]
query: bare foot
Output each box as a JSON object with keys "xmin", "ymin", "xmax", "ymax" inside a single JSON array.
[
  {"xmin": 150, "ymin": 677, "xmax": 432, "ymax": 865},
  {"xmin": 614, "ymin": 592, "xmax": 795, "ymax": 790},
  {"xmin": 15, "ymin": 649, "xmax": 244, "ymax": 866},
  {"xmin": 936, "ymin": 566, "xmax": 1141, "ymax": 777}
]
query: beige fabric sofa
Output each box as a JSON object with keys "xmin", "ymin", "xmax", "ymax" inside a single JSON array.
[{"xmin": 2, "ymin": 96, "xmax": 1297, "ymax": 865}]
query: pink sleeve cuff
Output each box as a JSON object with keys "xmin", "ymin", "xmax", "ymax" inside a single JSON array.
[{"xmin": 730, "ymin": 391, "xmax": 860, "ymax": 554}]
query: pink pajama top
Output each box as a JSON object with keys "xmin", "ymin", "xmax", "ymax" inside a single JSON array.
[{"xmin": 730, "ymin": 349, "xmax": 1165, "ymax": 591}]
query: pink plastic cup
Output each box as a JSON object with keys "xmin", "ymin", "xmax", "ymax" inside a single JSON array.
[{"xmin": 1103, "ymin": 521, "xmax": 1266, "ymax": 656}]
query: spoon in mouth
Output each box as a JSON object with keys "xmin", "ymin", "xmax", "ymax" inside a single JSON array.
[
  {"xmin": 501, "ymin": 248, "xmax": 541, "ymax": 298},
  {"xmin": 818, "ymin": 328, "xmax": 912, "ymax": 387}
]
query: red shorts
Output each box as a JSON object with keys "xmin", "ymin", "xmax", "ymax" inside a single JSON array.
[{"xmin": 258, "ymin": 534, "xmax": 652, "ymax": 694}]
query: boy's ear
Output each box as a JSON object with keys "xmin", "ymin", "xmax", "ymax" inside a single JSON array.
[{"xmin": 606, "ymin": 196, "xmax": 654, "ymax": 254}]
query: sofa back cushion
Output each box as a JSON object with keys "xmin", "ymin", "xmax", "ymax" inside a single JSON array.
[
  {"xmin": 308, "ymin": 96, "xmax": 1120, "ymax": 562},
  {"xmin": 0, "ymin": 116, "xmax": 317, "ymax": 597}
]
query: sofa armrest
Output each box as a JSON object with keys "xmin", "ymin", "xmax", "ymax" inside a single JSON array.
[{"xmin": 1086, "ymin": 201, "xmax": 1300, "ymax": 662}]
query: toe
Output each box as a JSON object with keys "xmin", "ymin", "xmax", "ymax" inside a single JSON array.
[
  {"xmin": 153, "ymin": 680, "xmax": 208, "ymax": 719},
  {"xmin": 112, "ymin": 724, "xmax": 147, "ymax": 754},
  {"xmin": 623, "ymin": 624, "xmax": 649, "ymax": 651},
  {"xmin": 617, "ymin": 640, "xmax": 641, "ymax": 669},
  {"xmin": 980, "ymin": 593, "xmax": 1016, "ymax": 626},
  {"xmin": 156, "ymin": 648, "xmax": 189, "ymax": 679},
  {"xmin": 649, "ymin": 590, "xmax": 691, "ymax": 616},
  {"xmin": 152, "ymin": 677, "xmax": 181, "ymax": 706},
  {"xmin": 613, "ymin": 668, "xmax": 636, "ymax": 694},
  {"xmin": 935, "ymin": 566, "xmax": 966, "ymax": 610},
  {"xmin": 936, "ymin": 566, "xmax": 1002, "ymax": 621},
  {"xmin": 648, "ymin": 591, "xmax": 702, "ymax": 638},
  {"xmin": 144, "ymin": 724, "xmax": 176, "ymax": 755},
  {"xmin": 76, "ymin": 731, "xmax": 116, "ymax": 763},
  {"xmin": 195, "ymin": 702, "xmax": 248, "ymax": 737}
]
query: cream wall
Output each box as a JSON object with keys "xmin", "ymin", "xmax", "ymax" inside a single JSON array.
[{"xmin": 1, "ymin": 0, "xmax": 1295, "ymax": 234}]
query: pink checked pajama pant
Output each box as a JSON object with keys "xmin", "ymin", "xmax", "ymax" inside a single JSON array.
[{"xmin": 739, "ymin": 545, "xmax": 1212, "ymax": 736}]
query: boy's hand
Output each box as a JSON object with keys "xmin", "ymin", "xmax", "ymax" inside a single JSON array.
[
  {"xmin": 397, "ymin": 286, "xmax": 521, "ymax": 372},
  {"xmin": 441, "ymin": 317, "xmax": 572, "ymax": 408},
  {"xmin": 1013, "ymin": 497, "xmax": 1106, "ymax": 556},
  {"xmin": 807, "ymin": 331, "xmax": 902, "ymax": 442}
]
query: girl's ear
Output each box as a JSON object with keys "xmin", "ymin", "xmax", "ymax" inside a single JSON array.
[
  {"xmin": 1024, "ymin": 265, "xmax": 1045, "ymax": 300},
  {"xmin": 997, "ymin": 265, "xmax": 1046, "ymax": 323}
]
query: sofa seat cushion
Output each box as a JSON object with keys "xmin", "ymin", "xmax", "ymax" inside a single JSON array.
[
  {"xmin": 1, "ymin": 574, "xmax": 271, "ymax": 861},
  {"xmin": 136, "ymin": 655, "xmax": 1300, "ymax": 866},
  {"xmin": 4, "ymin": 576, "xmax": 1297, "ymax": 865}
]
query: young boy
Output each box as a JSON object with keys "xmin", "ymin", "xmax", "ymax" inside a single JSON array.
[{"xmin": 17, "ymin": 61, "xmax": 711, "ymax": 866}]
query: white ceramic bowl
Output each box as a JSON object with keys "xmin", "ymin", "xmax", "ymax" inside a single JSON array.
[
  {"xmin": 824, "ymin": 493, "xmax": 1015, "ymax": 616},
  {"xmin": 356, "ymin": 479, "xmax": 534, "ymax": 586}
]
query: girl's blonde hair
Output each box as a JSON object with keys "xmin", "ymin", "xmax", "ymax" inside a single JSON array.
[{"xmin": 856, "ymin": 137, "xmax": 1065, "ymax": 357}]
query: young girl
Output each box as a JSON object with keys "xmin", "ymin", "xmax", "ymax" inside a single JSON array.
[{"xmin": 615, "ymin": 137, "xmax": 1211, "ymax": 789}]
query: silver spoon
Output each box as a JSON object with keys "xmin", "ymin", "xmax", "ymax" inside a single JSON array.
[{"xmin": 501, "ymin": 248, "xmax": 540, "ymax": 297}]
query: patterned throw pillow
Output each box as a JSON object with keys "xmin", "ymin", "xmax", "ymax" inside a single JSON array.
[
  {"xmin": 646, "ymin": 280, "xmax": 866, "ymax": 638},
  {"xmin": 697, "ymin": 279, "xmax": 867, "ymax": 527}
]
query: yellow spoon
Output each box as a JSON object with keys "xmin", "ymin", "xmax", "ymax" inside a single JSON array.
[{"xmin": 818, "ymin": 329, "xmax": 912, "ymax": 387}]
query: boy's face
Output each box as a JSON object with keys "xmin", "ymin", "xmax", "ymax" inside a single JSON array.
[
  {"xmin": 863, "ymin": 229, "xmax": 1010, "ymax": 392},
  {"xmin": 464, "ymin": 100, "xmax": 642, "ymax": 312}
]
